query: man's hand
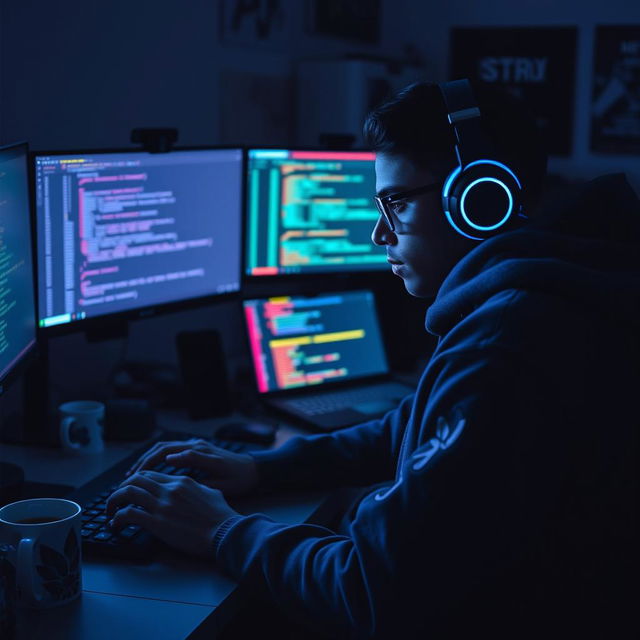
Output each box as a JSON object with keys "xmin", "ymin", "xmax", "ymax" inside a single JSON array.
[
  {"xmin": 125, "ymin": 438, "xmax": 261, "ymax": 497},
  {"xmin": 105, "ymin": 470, "xmax": 240, "ymax": 558}
]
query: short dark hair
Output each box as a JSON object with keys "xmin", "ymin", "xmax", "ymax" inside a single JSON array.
[{"xmin": 363, "ymin": 81, "xmax": 548, "ymax": 208}]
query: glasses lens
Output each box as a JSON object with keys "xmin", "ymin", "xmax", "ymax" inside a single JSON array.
[{"xmin": 374, "ymin": 197, "xmax": 394, "ymax": 231}]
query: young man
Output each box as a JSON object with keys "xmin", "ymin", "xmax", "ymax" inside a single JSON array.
[{"xmin": 108, "ymin": 81, "xmax": 638, "ymax": 639}]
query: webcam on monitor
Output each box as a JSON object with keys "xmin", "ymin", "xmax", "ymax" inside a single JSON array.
[{"xmin": 130, "ymin": 128, "xmax": 179, "ymax": 153}]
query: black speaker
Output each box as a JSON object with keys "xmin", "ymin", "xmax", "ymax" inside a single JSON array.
[{"xmin": 175, "ymin": 330, "xmax": 232, "ymax": 420}]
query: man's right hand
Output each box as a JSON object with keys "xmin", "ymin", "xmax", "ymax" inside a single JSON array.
[{"xmin": 124, "ymin": 438, "xmax": 261, "ymax": 497}]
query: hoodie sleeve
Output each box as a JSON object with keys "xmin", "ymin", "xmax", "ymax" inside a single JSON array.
[
  {"xmin": 248, "ymin": 393, "xmax": 414, "ymax": 492},
  {"xmin": 214, "ymin": 349, "xmax": 560, "ymax": 638}
]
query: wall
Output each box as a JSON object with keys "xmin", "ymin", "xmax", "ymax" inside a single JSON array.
[{"xmin": 0, "ymin": 0, "xmax": 422, "ymax": 150}]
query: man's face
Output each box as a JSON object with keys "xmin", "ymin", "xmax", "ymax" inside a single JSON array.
[{"xmin": 372, "ymin": 153, "xmax": 476, "ymax": 298}]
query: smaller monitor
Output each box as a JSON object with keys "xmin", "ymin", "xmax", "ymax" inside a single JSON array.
[
  {"xmin": 243, "ymin": 290, "xmax": 388, "ymax": 393},
  {"xmin": 0, "ymin": 142, "xmax": 37, "ymax": 389},
  {"xmin": 245, "ymin": 149, "xmax": 386, "ymax": 276},
  {"xmin": 33, "ymin": 148, "xmax": 243, "ymax": 331}
]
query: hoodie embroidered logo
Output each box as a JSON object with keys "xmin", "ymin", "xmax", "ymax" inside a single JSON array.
[
  {"xmin": 411, "ymin": 416, "xmax": 466, "ymax": 472},
  {"xmin": 374, "ymin": 413, "xmax": 466, "ymax": 502}
]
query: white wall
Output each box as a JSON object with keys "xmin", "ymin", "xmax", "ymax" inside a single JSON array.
[{"xmin": 0, "ymin": 0, "xmax": 420, "ymax": 150}]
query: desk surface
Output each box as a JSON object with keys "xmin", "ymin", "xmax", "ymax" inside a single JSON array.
[{"xmin": 0, "ymin": 410, "xmax": 334, "ymax": 640}]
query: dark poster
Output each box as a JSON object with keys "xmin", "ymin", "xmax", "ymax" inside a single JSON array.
[
  {"xmin": 450, "ymin": 27, "xmax": 577, "ymax": 156},
  {"xmin": 308, "ymin": 0, "xmax": 381, "ymax": 44},
  {"xmin": 591, "ymin": 25, "xmax": 640, "ymax": 154}
]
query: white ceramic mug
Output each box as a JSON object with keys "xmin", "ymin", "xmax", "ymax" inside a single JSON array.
[
  {"xmin": 59, "ymin": 400, "xmax": 105, "ymax": 454},
  {"xmin": 0, "ymin": 499, "xmax": 82, "ymax": 609}
]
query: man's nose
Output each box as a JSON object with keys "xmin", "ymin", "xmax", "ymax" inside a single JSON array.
[{"xmin": 371, "ymin": 214, "xmax": 396, "ymax": 246}]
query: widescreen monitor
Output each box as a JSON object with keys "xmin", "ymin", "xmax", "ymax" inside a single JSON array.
[
  {"xmin": 245, "ymin": 149, "xmax": 386, "ymax": 276},
  {"xmin": 0, "ymin": 142, "xmax": 37, "ymax": 387},
  {"xmin": 33, "ymin": 148, "xmax": 243, "ymax": 330}
]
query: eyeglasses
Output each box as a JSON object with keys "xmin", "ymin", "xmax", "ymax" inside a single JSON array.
[{"xmin": 373, "ymin": 182, "xmax": 440, "ymax": 232}]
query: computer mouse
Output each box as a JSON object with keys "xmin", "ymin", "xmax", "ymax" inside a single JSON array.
[{"xmin": 214, "ymin": 421, "xmax": 277, "ymax": 444}]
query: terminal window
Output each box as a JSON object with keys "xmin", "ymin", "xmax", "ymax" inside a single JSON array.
[
  {"xmin": 34, "ymin": 149, "xmax": 243, "ymax": 328},
  {"xmin": 244, "ymin": 290, "xmax": 388, "ymax": 393},
  {"xmin": 245, "ymin": 149, "xmax": 386, "ymax": 276}
]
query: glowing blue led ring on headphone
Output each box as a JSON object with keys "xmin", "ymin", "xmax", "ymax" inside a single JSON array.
[
  {"xmin": 460, "ymin": 177, "xmax": 513, "ymax": 231},
  {"xmin": 464, "ymin": 159, "xmax": 522, "ymax": 188},
  {"xmin": 441, "ymin": 159, "xmax": 523, "ymax": 240}
]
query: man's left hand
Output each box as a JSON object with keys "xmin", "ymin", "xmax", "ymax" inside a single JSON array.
[{"xmin": 105, "ymin": 470, "xmax": 240, "ymax": 558}]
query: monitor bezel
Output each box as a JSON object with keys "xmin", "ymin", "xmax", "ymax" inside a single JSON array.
[
  {"xmin": 29, "ymin": 145, "xmax": 245, "ymax": 338},
  {"xmin": 242, "ymin": 146, "xmax": 388, "ymax": 282},
  {"xmin": 0, "ymin": 141, "xmax": 39, "ymax": 394}
]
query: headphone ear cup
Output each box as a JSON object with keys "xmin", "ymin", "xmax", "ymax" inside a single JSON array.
[{"xmin": 442, "ymin": 161, "xmax": 523, "ymax": 240}]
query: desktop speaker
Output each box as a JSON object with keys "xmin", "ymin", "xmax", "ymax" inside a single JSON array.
[{"xmin": 175, "ymin": 330, "xmax": 232, "ymax": 420}]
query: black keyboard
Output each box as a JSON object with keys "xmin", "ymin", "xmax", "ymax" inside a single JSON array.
[
  {"xmin": 69, "ymin": 434, "xmax": 266, "ymax": 562},
  {"xmin": 282, "ymin": 381, "xmax": 410, "ymax": 417}
]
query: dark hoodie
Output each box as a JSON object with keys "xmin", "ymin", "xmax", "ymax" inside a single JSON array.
[{"xmin": 212, "ymin": 174, "xmax": 639, "ymax": 639}]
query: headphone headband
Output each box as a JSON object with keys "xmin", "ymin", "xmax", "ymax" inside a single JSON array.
[
  {"xmin": 438, "ymin": 79, "xmax": 524, "ymax": 241},
  {"xmin": 440, "ymin": 80, "xmax": 496, "ymax": 167}
]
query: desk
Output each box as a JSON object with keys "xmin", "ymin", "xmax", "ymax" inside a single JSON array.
[{"xmin": 0, "ymin": 411, "xmax": 340, "ymax": 639}]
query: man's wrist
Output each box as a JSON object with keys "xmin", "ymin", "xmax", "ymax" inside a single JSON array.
[{"xmin": 211, "ymin": 514, "xmax": 244, "ymax": 559}]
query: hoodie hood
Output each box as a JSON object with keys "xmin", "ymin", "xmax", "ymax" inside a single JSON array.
[{"xmin": 426, "ymin": 174, "xmax": 640, "ymax": 337}]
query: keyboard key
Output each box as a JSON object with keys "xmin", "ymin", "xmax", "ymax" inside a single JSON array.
[
  {"xmin": 93, "ymin": 532, "xmax": 113, "ymax": 541},
  {"xmin": 84, "ymin": 522, "xmax": 100, "ymax": 530},
  {"xmin": 81, "ymin": 529, "xmax": 93, "ymax": 538},
  {"xmin": 119, "ymin": 525, "xmax": 141, "ymax": 539},
  {"xmin": 93, "ymin": 515, "xmax": 109, "ymax": 523}
]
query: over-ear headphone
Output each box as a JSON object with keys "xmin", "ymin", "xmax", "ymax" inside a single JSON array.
[{"xmin": 439, "ymin": 79, "xmax": 526, "ymax": 241}]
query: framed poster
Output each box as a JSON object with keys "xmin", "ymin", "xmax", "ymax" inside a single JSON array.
[
  {"xmin": 450, "ymin": 27, "xmax": 578, "ymax": 156},
  {"xmin": 307, "ymin": 0, "xmax": 381, "ymax": 45},
  {"xmin": 220, "ymin": 0, "xmax": 292, "ymax": 50},
  {"xmin": 591, "ymin": 25, "xmax": 640, "ymax": 154}
]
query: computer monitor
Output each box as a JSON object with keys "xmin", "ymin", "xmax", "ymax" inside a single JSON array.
[
  {"xmin": 243, "ymin": 290, "xmax": 389, "ymax": 393},
  {"xmin": 32, "ymin": 147, "xmax": 243, "ymax": 332},
  {"xmin": 0, "ymin": 142, "xmax": 37, "ymax": 392},
  {"xmin": 245, "ymin": 149, "xmax": 386, "ymax": 276}
]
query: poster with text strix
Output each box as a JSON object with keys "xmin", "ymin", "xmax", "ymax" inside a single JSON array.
[{"xmin": 450, "ymin": 27, "xmax": 578, "ymax": 157}]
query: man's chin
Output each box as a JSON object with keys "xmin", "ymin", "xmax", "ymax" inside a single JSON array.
[{"xmin": 402, "ymin": 275, "xmax": 438, "ymax": 299}]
